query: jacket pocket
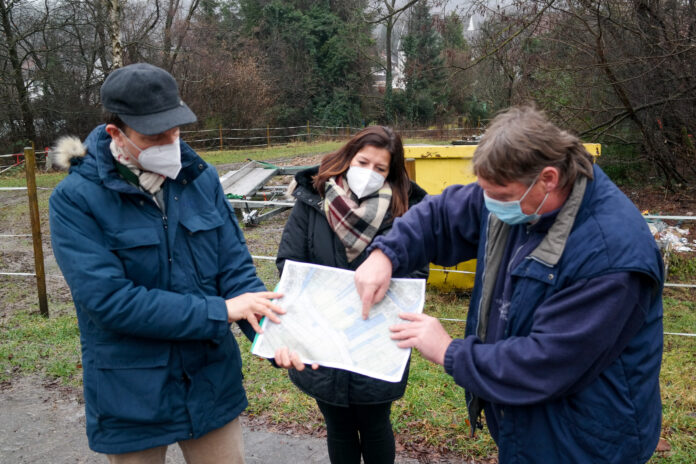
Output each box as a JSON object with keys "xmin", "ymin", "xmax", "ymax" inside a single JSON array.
[
  {"xmin": 179, "ymin": 210, "xmax": 224, "ymax": 281},
  {"xmin": 106, "ymin": 227, "xmax": 162, "ymax": 285},
  {"xmin": 94, "ymin": 341, "xmax": 173, "ymax": 425},
  {"xmin": 508, "ymin": 260, "xmax": 556, "ymax": 336},
  {"xmin": 557, "ymin": 390, "xmax": 640, "ymax": 463}
]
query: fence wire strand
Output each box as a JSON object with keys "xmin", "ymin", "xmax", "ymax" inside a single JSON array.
[{"xmin": 0, "ymin": 138, "xmax": 693, "ymax": 338}]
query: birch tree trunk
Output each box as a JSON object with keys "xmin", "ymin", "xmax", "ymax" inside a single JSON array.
[{"xmin": 105, "ymin": 0, "xmax": 122, "ymax": 68}]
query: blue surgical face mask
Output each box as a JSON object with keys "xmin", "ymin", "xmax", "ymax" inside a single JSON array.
[{"xmin": 483, "ymin": 176, "xmax": 549, "ymax": 225}]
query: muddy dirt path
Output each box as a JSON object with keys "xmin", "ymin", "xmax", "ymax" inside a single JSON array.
[{"xmin": 0, "ymin": 376, "xmax": 341, "ymax": 464}]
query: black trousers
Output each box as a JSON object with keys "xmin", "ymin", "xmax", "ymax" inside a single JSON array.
[{"xmin": 316, "ymin": 400, "xmax": 395, "ymax": 464}]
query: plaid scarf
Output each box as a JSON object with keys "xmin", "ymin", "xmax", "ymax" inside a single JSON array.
[{"xmin": 323, "ymin": 175, "xmax": 392, "ymax": 262}]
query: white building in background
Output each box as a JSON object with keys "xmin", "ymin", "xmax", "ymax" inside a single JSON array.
[
  {"xmin": 370, "ymin": 1, "xmax": 485, "ymax": 92},
  {"xmin": 373, "ymin": 49, "xmax": 407, "ymax": 92},
  {"xmin": 371, "ymin": 11, "xmax": 408, "ymax": 92}
]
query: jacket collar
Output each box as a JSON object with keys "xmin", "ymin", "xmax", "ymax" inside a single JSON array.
[
  {"xmin": 292, "ymin": 166, "xmax": 323, "ymax": 209},
  {"xmin": 529, "ymin": 174, "xmax": 588, "ymax": 267}
]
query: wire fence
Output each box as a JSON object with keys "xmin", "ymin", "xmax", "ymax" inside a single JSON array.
[
  {"xmin": 0, "ymin": 149, "xmax": 49, "ymax": 175},
  {"xmin": 1, "ymin": 146, "xmax": 694, "ymax": 336},
  {"xmin": 0, "ymin": 123, "xmax": 660, "ymax": 172},
  {"xmin": 0, "ymin": 125, "xmax": 483, "ymax": 170},
  {"xmin": 0, "ymin": 147, "xmax": 48, "ymax": 316},
  {"xmin": 179, "ymin": 124, "xmax": 482, "ymax": 151}
]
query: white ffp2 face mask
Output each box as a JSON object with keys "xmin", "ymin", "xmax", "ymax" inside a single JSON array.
[
  {"xmin": 120, "ymin": 129, "xmax": 183, "ymax": 179},
  {"xmin": 346, "ymin": 166, "xmax": 386, "ymax": 198}
]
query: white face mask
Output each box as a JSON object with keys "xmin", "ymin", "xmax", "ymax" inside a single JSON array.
[
  {"xmin": 119, "ymin": 129, "xmax": 182, "ymax": 179},
  {"xmin": 346, "ymin": 166, "xmax": 386, "ymax": 198}
]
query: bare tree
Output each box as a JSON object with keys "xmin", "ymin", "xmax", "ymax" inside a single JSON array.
[
  {"xmin": 460, "ymin": 0, "xmax": 696, "ymax": 187},
  {"xmin": 367, "ymin": 0, "xmax": 422, "ymax": 122},
  {"xmin": 105, "ymin": 0, "xmax": 123, "ymax": 67},
  {"xmin": 0, "ymin": 0, "xmax": 42, "ymax": 146},
  {"xmin": 161, "ymin": 0, "xmax": 200, "ymax": 72}
]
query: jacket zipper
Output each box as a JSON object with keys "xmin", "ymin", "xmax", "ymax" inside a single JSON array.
[{"xmin": 162, "ymin": 212, "xmax": 172, "ymax": 289}]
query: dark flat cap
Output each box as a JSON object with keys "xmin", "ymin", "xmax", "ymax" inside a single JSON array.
[{"xmin": 100, "ymin": 63, "xmax": 197, "ymax": 135}]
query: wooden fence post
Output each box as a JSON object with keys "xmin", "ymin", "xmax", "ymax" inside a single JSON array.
[
  {"xmin": 219, "ymin": 125, "xmax": 223, "ymax": 151},
  {"xmin": 24, "ymin": 147, "xmax": 48, "ymax": 318},
  {"xmin": 307, "ymin": 121, "xmax": 310, "ymax": 143},
  {"xmin": 267, "ymin": 125, "xmax": 271, "ymax": 148}
]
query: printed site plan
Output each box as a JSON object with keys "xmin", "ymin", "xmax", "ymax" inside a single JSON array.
[{"xmin": 252, "ymin": 260, "xmax": 426, "ymax": 382}]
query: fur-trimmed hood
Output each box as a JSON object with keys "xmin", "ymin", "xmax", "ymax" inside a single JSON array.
[
  {"xmin": 51, "ymin": 136, "xmax": 87, "ymax": 170},
  {"xmin": 52, "ymin": 125, "xmax": 212, "ymax": 195}
]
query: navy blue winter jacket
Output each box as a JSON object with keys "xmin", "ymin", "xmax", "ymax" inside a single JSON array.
[
  {"xmin": 49, "ymin": 125, "xmax": 265, "ymax": 453},
  {"xmin": 370, "ymin": 165, "xmax": 664, "ymax": 463}
]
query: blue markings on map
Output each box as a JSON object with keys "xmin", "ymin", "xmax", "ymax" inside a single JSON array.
[
  {"xmin": 344, "ymin": 306, "xmax": 355, "ymax": 315},
  {"xmin": 385, "ymin": 288, "xmax": 418, "ymax": 312},
  {"xmin": 335, "ymin": 282, "xmax": 354, "ymax": 300},
  {"xmin": 300, "ymin": 268, "xmax": 316, "ymax": 291},
  {"xmin": 344, "ymin": 313, "xmax": 386, "ymax": 340},
  {"xmin": 385, "ymin": 289, "xmax": 402, "ymax": 308},
  {"xmin": 350, "ymin": 333, "xmax": 379, "ymax": 353}
]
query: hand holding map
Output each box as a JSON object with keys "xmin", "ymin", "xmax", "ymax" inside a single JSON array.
[{"xmin": 251, "ymin": 260, "xmax": 426, "ymax": 382}]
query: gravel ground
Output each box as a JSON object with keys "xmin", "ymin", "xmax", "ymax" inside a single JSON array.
[{"xmin": 1, "ymin": 376, "xmax": 427, "ymax": 464}]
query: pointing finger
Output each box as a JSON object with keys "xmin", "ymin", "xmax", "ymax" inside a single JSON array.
[{"xmin": 361, "ymin": 290, "xmax": 376, "ymax": 320}]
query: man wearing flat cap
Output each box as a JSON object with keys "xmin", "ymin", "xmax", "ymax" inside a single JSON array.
[{"xmin": 49, "ymin": 62, "xmax": 284, "ymax": 463}]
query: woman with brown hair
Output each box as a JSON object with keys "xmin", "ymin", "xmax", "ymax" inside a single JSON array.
[{"xmin": 274, "ymin": 126, "xmax": 428, "ymax": 464}]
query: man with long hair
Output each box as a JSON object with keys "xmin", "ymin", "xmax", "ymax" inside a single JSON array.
[{"xmin": 355, "ymin": 106, "xmax": 664, "ymax": 463}]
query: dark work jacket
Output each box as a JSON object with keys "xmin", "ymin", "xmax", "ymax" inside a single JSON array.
[
  {"xmin": 370, "ymin": 165, "xmax": 664, "ymax": 463},
  {"xmin": 276, "ymin": 166, "xmax": 428, "ymax": 406},
  {"xmin": 49, "ymin": 125, "xmax": 265, "ymax": 454}
]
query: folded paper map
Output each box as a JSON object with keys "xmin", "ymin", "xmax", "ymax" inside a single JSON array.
[{"xmin": 251, "ymin": 260, "xmax": 426, "ymax": 382}]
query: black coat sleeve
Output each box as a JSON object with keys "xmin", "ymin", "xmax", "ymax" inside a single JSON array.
[{"xmin": 276, "ymin": 201, "xmax": 312, "ymax": 277}]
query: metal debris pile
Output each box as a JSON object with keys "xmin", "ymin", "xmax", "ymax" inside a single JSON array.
[{"xmin": 647, "ymin": 221, "xmax": 695, "ymax": 253}]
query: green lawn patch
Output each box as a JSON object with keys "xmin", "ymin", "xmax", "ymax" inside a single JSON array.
[
  {"xmin": 0, "ymin": 301, "xmax": 81, "ymax": 386},
  {"xmin": 198, "ymin": 141, "xmax": 343, "ymax": 166}
]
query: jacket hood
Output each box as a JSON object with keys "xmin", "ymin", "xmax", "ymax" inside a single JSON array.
[
  {"xmin": 52, "ymin": 125, "xmax": 209, "ymax": 193},
  {"xmin": 295, "ymin": 165, "xmax": 319, "ymax": 190},
  {"xmin": 51, "ymin": 136, "xmax": 87, "ymax": 170},
  {"xmin": 50, "ymin": 125, "xmax": 127, "ymax": 188}
]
